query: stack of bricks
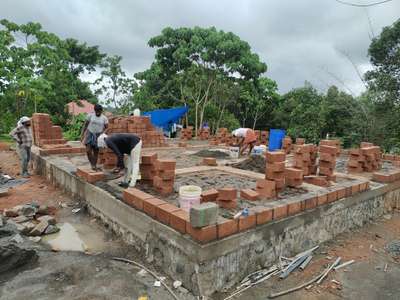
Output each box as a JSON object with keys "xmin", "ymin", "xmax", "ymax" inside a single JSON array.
[
  {"xmin": 139, "ymin": 153, "xmax": 158, "ymax": 184},
  {"xmin": 107, "ymin": 115, "xmax": 166, "ymax": 148},
  {"xmin": 282, "ymin": 136, "xmax": 293, "ymax": 154},
  {"xmin": 198, "ymin": 128, "xmax": 210, "ymax": 140},
  {"xmin": 255, "ymin": 179, "xmax": 276, "ymax": 198},
  {"xmin": 265, "ymin": 151, "xmax": 286, "ymax": 192},
  {"xmin": 180, "ymin": 127, "xmax": 193, "ymax": 140},
  {"xmin": 31, "ymin": 113, "xmax": 67, "ymax": 148},
  {"xmin": 98, "ymin": 149, "xmax": 118, "ymax": 169},
  {"xmin": 347, "ymin": 142, "xmax": 382, "ymax": 173},
  {"xmin": 217, "ymin": 187, "xmax": 237, "ymax": 209},
  {"xmin": 152, "ymin": 159, "xmax": 176, "ymax": 195},
  {"xmin": 261, "ymin": 131, "xmax": 269, "ymax": 145},
  {"xmin": 284, "ymin": 168, "xmax": 303, "ymax": 187},
  {"xmin": 254, "ymin": 130, "xmax": 261, "ymax": 145},
  {"xmin": 318, "ymin": 142, "xmax": 339, "ymax": 181},
  {"xmin": 76, "ymin": 167, "xmax": 105, "ymax": 183},
  {"xmin": 209, "ymin": 128, "xmax": 229, "ymax": 145},
  {"xmin": 293, "ymin": 144, "xmax": 318, "ymax": 176}
]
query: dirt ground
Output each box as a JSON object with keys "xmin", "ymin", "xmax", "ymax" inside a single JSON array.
[{"xmin": 2, "ymin": 148, "xmax": 400, "ymax": 300}]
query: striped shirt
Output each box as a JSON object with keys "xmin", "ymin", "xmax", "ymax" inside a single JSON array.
[{"xmin": 10, "ymin": 125, "xmax": 33, "ymax": 147}]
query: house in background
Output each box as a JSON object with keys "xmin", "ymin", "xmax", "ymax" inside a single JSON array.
[{"xmin": 66, "ymin": 100, "xmax": 94, "ymax": 116}]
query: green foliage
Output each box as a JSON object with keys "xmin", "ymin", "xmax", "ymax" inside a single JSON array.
[{"xmin": 64, "ymin": 113, "xmax": 86, "ymax": 141}]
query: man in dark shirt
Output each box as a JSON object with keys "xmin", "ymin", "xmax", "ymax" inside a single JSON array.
[{"xmin": 98, "ymin": 133, "xmax": 142, "ymax": 188}]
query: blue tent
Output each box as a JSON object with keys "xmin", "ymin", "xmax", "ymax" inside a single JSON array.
[{"xmin": 142, "ymin": 106, "xmax": 189, "ymax": 131}]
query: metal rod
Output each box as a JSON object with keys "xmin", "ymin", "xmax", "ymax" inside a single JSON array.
[
  {"xmin": 334, "ymin": 259, "xmax": 355, "ymax": 270},
  {"xmin": 300, "ymin": 255, "xmax": 313, "ymax": 270},
  {"xmin": 316, "ymin": 257, "xmax": 341, "ymax": 284}
]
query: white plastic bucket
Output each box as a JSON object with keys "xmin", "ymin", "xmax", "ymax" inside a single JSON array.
[
  {"xmin": 179, "ymin": 185, "xmax": 202, "ymax": 212},
  {"xmin": 229, "ymin": 147, "xmax": 240, "ymax": 159}
]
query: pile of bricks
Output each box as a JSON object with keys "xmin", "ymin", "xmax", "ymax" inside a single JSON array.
[
  {"xmin": 265, "ymin": 151, "xmax": 286, "ymax": 193},
  {"xmin": 153, "ymin": 159, "xmax": 176, "ymax": 195},
  {"xmin": 209, "ymin": 128, "xmax": 229, "ymax": 145},
  {"xmin": 261, "ymin": 131, "xmax": 269, "ymax": 145},
  {"xmin": 293, "ymin": 144, "xmax": 317, "ymax": 176},
  {"xmin": 198, "ymin": 128, "xmax": 210, "ymax": 140},
  {"xmin": 217, "ymin": 187, "xmax": 237, "ymax": 209},
  {"xmin": 318, "ymin": 141, "xmax": 339, "ymax": 180},
  {"xmin": 31, "ymin": 113, "xmax": 67, "ymax": 148},
  {"xmin": 76, "ymin": 167, "xmax": 105, "ymax": 183},
  {"xmin": 180, "ymin": 127, "xmax": 193, "ymax": 140},
  {"xmin": 347, "ymin": 143, "xmax": 382, "ymax": 173},
  {"xmin": 98, "ymin": 149, "xmax": 118, "ymax": 169},
  {"xmin": 139, "ymin": 153, "xmax": 158, "ymax": 183},
  {"xmin": 284, "ymin": 167, "xmax": 303, "ymax": 187},
  {"xmin": 107, "ymin": 115, "xmax": 166, "ymax": 148},
  {"xmin": 320, "ymin": 139, "xmax": 341, "ymax": 153},
  {"xmin": 282, "ymin": 136, "xmax": 293, "ymax": 154}
]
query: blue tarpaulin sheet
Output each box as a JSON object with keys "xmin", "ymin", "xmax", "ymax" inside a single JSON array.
[{"xmin": 142, "ymin": 106, "xmax": 189, "ymax": 131}]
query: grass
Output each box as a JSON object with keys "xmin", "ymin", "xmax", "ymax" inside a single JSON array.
[{"xmin": 0, "ymin": 134, "xmax": 12, "ymax": 143}]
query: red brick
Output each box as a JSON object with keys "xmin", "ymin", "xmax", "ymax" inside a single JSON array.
[
  {"xmin": 156, "ymin": 203, "xmax": 180, "ymax": 225},
  {"xmin": 336, "ymin": 187, "xmax": 346, "ymax": 199},
  {"xmin": 265, "ymin": 151, "xmax": 286, "ymax": 163},
  {"xmin": 217, "ymin": 218, "xmax": 238, "ymax": 239},
  {"xmin": 265, "ymin": 169, "xmax": 285, "ymax": 180},
  {"xmin": 286, "ymin": 178, "xmax": 303, "ymax": 188},
  {"xmin": 327, "ymin": 190, "xmax": 338, "ymax": 203},
  {"xmin": 143, "ymin": 198, "xmax": 167, "ymax": 218},
  {"xmin": 303, "ymin": 175, "xmax": 329, "ymax": 187},
  {"xmin": 122, "ymin": 188, "xmax": 153, "ymax": 210},
  {"xmin": 158, "ymin": 169, "xmax": 175, "ymax": 180},
  {"xmin": 188, "ymin": 224, "xmax": 217, "ymax": 244},
  {"xmin": 268, "ymin": 162, "xmax": 285, "ymax": 172},
  {"xmin": 304, "ymin": 196, "xmax": 317, "ymax": 209},
  {"xmin": 317, "ymin": 193, "xmax": 328, "ymax": 206},
  {"xmin": 201, "ymin": 189, "xmax": 219, "ymax": 202},
  {"xmin": 76, "ymin": 168, "xmax": 105, "ymax": 183},
  {"xmin": 238, "ymin": 214, "xmax": 256, "ymax": 232},
  {"xmin": 372, "ymin": 172, "xmax": 393, "ymax": 183},
  {"xmin": 287, "ymin": 200, "xmax": 302, "ymax": 216},
  {"xmin": 319, "ymin": 152, "xmax": 336, "ymax": 162},
  {"xmin": 256, "ymin": 179, "xmax": 276, "ymax": 198},
  {"xmin": 319, "ymin": 145, "xmax": 338, "ymax": 155},
  {"xmin": 218, "ymin": 187, "xmax": 237, "ymax": 201},
  {"xmin": 273, "ymin": 202, "xmax": 288, "ymax": 220},
  {"xmin": 359, "ymin": 181, "xmax": 369, "ymax": 192},
  {"xmin": 284, "ymin": 168, "xmax": 303, "ymax": 179},
  {"xmin": 203, "ymin": 157, "xmax": 217, "ymax": 166},
  {"xmin": 217, "ymin": 199, "xmax": 237, "ymax": 209},
  {"xmin": 157, "ymin": 159, "xmax": 176, "ymax": 170},
  {"xmin": 240, "ymin": 189, "xmax": 260, "ymax": 201},
  {"xmin": 319, "ymin": 166, "xmax": 334, "ymax": 176},
  {"xmin": 319, "ymin": 160, "xmax": 336, "ymax": 169},
  {"xmin": 142, "ymin": 153, "xmax": 157, "ymax": 165},
  {"xmin": 251, "ymin": 206, "xmax": 273, "ymax": 225},
  {"xmin": 170, "ymin": 210, "xmax": 189, "ymax": 234},
  {"xmin": 351, "ymin": 183, "xmax": 360, "ymax": 194},
  {"xmin": 275, "ymin": 178, "xmax": 286, "ymax": 190}
]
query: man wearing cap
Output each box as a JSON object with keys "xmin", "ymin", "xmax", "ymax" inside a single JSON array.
[
  {"xmin": 10, "ymin": 116, "xmax": 33, "ymax": 177},
  {"xmin": 232, "ymin": 128, "xmax": 257, "ymax": 156},
  {"xmin": 81, "ymin": 104, "xmax": 108, "ymax": 171}
]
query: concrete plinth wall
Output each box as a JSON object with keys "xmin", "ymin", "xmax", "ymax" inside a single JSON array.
[{"xmin": 31, "ymin": 149, "xmax": 400, "ymax": 296}]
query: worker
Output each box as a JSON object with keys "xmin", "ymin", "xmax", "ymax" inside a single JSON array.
[
  {"xmin": 97, "ymin": 133, "xmax": 142, "ymax": 188},
  {"xmin": 10, "ymin": 116, "xmax": 33, "ymax": 177},
  {"xmin": 81, "ymin": 104, "xmax": 108, "ymax": 171},
  {"xmin": 232, "ymin": 128, "xmax": 257, "ymax": 156}
]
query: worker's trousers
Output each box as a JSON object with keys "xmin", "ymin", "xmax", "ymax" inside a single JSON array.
[
  {"xmin": 123, "ymin": 140, "xmax": 142, "ymax": 187},
  {"xmin": 17, "ymin": 145, "xmax": 31, "ymax": 175}
]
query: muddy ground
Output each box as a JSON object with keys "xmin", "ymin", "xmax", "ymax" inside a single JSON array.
[{"xmin": 2, "ymin": 147, "xmax": 400, "ymax": 299}]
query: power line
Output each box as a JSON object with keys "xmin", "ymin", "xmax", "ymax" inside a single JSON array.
[{"xmin": 334, "ymin": 0, "xmax": 395, "ymax": 7}]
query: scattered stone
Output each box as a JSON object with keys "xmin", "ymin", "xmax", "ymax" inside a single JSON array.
[
  {"xmin": 3, "ymin": 208, "xmax": 19, "ymax": 218},
  {"xmin": 28, "ymin": 202, "xmax": 40, "ymax": 209},
  {"xmin": 37, "ymin": 205, "xmax": 49, "ymax": 215},
  {"xmin": 37, "ymin": 215, "xmax": 56, "ymax": 225},
  {"xmin": 28, "ymin": 236, "xmax": 41, "ymax": 243},
  {"xmin": 18, "ymin": 205, "xmax": 37, "ymax": 217},
  {"xmin": 44, "ymin": 225, "xmax": 60, "ymax": 235},
  {"xmin": 0, "ymin": 244, "xmax": 38, "ymax": 273},
  {"xmin": 17, "ymin": 221, "xmax": 36, "ymax": 235},
  {"xmin": 10, "ymin": 234, "xmax": 24, "ymax": 244},
  {"xmin": 12, "ymin": 215, "xmax": 32, "ymax": 224},
  {"xmin": 386, "ymin": 240, "xmax": 400, "ymax": 257},
  {"xmin": 29, "ymin": 220, "xmax": 49, "ymax": 236},
  {"xmin": 0, "ymin": 188, "xmax": 9, "ymax": 197},
  {"xmin": 173, "ymin": 280, "xmax": 182, "ymax": 289}
]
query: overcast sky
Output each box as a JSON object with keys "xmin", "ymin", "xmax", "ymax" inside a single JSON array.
[{"xmin": 1, "ymin": 0, "xmax": 399, "ymax": 95}]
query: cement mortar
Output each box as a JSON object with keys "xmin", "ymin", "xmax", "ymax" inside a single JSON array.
[{"xmin": 30, "ymin": 148, "xmax": 400, "ymax": 296}]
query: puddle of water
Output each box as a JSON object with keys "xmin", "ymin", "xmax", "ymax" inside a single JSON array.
[{"xmin": 42, "ymin": 223, "xmax": 87, "ymax": 252}]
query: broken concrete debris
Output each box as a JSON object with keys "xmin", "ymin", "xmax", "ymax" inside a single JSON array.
[{"xmin": 2, "ymin": 203, "xmax": 59, "ymax": 237}]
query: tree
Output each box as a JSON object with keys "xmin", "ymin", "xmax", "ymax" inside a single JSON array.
[{"xmin": 95, "ymin": 55, "xmax": 137, "ymax": 113}]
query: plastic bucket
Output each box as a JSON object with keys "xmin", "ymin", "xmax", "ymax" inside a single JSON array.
[
  {"xmin": 269, "ymin": 129, "xmax": 286, "ymax": 151},
  {"xmin": 179, "ymin": 185, "xmax": 202, "ymax": 212}
]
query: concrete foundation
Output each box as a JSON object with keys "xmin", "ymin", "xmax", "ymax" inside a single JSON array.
[{"xmin": 31, "ymin": 148, "xmax": 400, "ymax": 296}]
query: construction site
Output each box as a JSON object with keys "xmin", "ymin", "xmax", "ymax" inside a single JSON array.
[{"xmin": 2, "ymin": 111, "xmax": 400, "ymax": 300}]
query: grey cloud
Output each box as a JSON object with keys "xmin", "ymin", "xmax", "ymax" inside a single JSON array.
[{"xmin": 1, "ymin": 0, "xmax": 399, "ymax": 94}]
